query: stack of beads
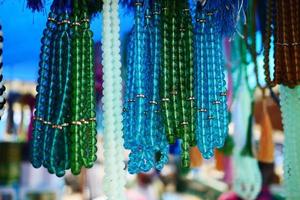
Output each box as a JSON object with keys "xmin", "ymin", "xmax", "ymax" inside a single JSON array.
[
  {"xmin": 263, "ymin": 0, "xmax": 300, "ymax": 88},
  {"xmin": 102, "ymin": 0, "xmax": 126, "ymax": 199},
  {"xmin": 177, "ymin": 0, "xmax": 197, "ymax": 167},
  {"xmin": 160, "ymin": 0, "xmax": 196, "ymax": 168},
  {"xmin": 279, "ymin": 86, "xmax": 300, "ymax": 199},
  {"xmin": 123, "ymin": 0, "xmax": 151, "ymax": 173},
  {"xmin": 146, "ymin": 0, "xmax": 169, "ymax": 171},
  {"xmin": 0, "ymin": 23, "xmax": 6, "ymax": 119},
  {"xmin": 194, "ymin": 1, "xmax": 228, "ymax": 159},
  {"xmin": 31, "ymin": 0, "xmax": 97, "ymax": 177},
  {"xmin": 123, "ymin": 0, "xmax": 169, "ymax": 174}
]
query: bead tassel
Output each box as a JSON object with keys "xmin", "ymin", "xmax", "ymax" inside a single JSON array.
[{"xmin": 31, "ymin": 1, "xmax": 98, "ymax": 177}]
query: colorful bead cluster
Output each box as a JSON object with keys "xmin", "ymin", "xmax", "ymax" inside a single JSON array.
[
  {"xmin": 122, "ymin": 0, "xmax": 245, "ymax": 173},
  {"xmin": 262, "ymin": 1, "xmax": 300, "ymax": 197},
  {"xmin": 31, "ymin": 0, "xmax": 97, "ymax": 177},
  {"xmin": 29, "ymin": 0, "xmax": 246, "ymax": 176},
  {"xmin": 0, "ymin": 23, "xmax": 6, "ymax": 119}
]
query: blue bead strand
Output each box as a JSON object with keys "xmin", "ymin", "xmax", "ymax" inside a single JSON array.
[
  {"xmin": 194, "ymin": 2, "xmax": 229, "ymax": 159},
  {"xmin": 31, "ymin": 11, "xmax": 57, "ymax": 168},
  {"xmin": 123, "ymin": 0, "xmax": 169, "ymax": 173},
  {"xmin": 148, "ymin": 1, "xmax": 169, "ymax": 170}
]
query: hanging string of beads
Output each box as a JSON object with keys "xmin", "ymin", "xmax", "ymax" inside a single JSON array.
[
  {"xmin": 121, "ymin": 0, "xmax": 246, "ymax": 172},
  {"xmin": 111, "ymin": 0, "xmax": 127, "ymax": 195},
  {"xmin": 0, "ymin": 23, "xmax": 6, "ymax": 120},
  {"xmin": 44, "ymin": 6, "xmax": 72, "ymax": 176},
  {"xmin": 31, "ymin": 5, "xmax": 59, "ymax": 172},
  {"xmin": 27, "ymin": 0, "xmax": 249, "ymax": 176},
  {"xmin": 279, "ymin": 86, "xmax": 300, "ymax": 199},
  {"xmin": 148, "ymin": 0, "xmax": 169, "ymax": 171},
  {"xmin": 102, "ymin": 0, "xmax": 127, "ymax": 199},
  {"xmin": 160, "ymin": 0, "xmax": 197, "ymax": 168},
  {"xmin": 194, "ymin": 1, "xmax": 228, "ymax": 159},
  {"xmin": 263, "ymin": 0, "xmax": 300, "ymax": 88},
  {"xmin": 194, "ymin": 0, "xmax": 246, "ymax": 159},
  {"xmin": 123, "ymin": 0, "xmax": 169, "ymax": 174},
  {"xmin": 160, "ymin": 0, "xmax": 174, "ymax": 146},
  {"xmin": 31, "ymin": 0, "xmax": 97, "ymax": 177},
  {"xmin": 123, "ymin": 0, "xmax": 150, "ymax": 173},
  {"xmin": 177, "ymin": 0, "xmax": 196, "ymax": 167}
]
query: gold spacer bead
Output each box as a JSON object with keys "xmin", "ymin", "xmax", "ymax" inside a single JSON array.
[
  {"xmin": 162, "ymin": 98, "xmax": 170, "ymax": 102},
  {"xmin": 149, "ymin": 100, "xmax": 158, "ymax": 105},
  {"xmin": 213, "ymin": 100, "xmax": 221, "ymax": 104},
  {"xmin": 136, "ymin": 94, "xmax": 145, "ymax": 98},
  {"xmin": 181, "ymin": 121, "xmax": 189, "ymax": 126},
  {"xmin": 198, "ymin": 108, "xmax": 207, "ymax": 112}
]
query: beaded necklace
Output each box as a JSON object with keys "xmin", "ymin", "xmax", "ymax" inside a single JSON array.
[
  {"xmin": 45, "ymin": 8, "xmax": 72, "ymax": 176},
  {"xmin": 111, "ymin": 0, "xmax": 127, "ymax": 195},
  {"xmin": 102, "ymin": 0, "xmax": 126, "ymax": 199},
  {"xmin": 123, "ymin": 0, "xmax": 151, "ymax": 173},
  {"xmin": 263, "ymin": 0, "xmax": 300, "ymax": 88},
  {"xmin": 279, "ymin": 86, "xmax": 300, "ymax": 199},
  {"xmin": 159, "ymin": 0, "xmax": 196, "ymax": 168},
  {"xmin": 0, "ymin": 23, "xmax": 6, "ymax": 120},
  {"xmin": 177, "ymin": 1, "xmax": 196, "ymax": 167},
  {"xmin": 32, "ymin": 6, "xmax": 58, "ymax": 171},
  {"xmin": 194, "ymin": 1, "xmax": 228, "ymax": 159},
  {"xmin": 147, "ymin": 0, "xmax": 169, "ymax": 171},
  {"xmin": 31, "ymin": 0, "xmax": 97, "ymax": 177},
  {"xmin": 160, "ymin": 0, "xmax": 174, "ymax": 145},
  {"xmin": 123, "ymin": 0, "xmax": 169, "ymax": 174}
]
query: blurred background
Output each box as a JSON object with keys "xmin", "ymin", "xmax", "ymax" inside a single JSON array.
[{"xmin": 0, "ymin": 1, "xmax": 286, "ymax": 200}]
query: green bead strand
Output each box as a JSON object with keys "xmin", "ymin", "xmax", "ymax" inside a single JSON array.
[
  {"xmin": 183, "ymin": 6, "xmax": 196, "ymax": 147},
  {"xmin": 169, "ymin": 0, "xmax": 181, "ymax": 139},
  {"xmin": 81, "ymin": 10, "xmax": 97, "ymax": 168},
  {"xmin": 160, "ymin": 1, "xmax": 175, "ymax": 144},
  {"xmin": 49, "ymin": 12, "xmax": 72, "ymax": 176},
  {"xmin": 70, "ymin": 9, "xmax": 83, "ymax": 175}
]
